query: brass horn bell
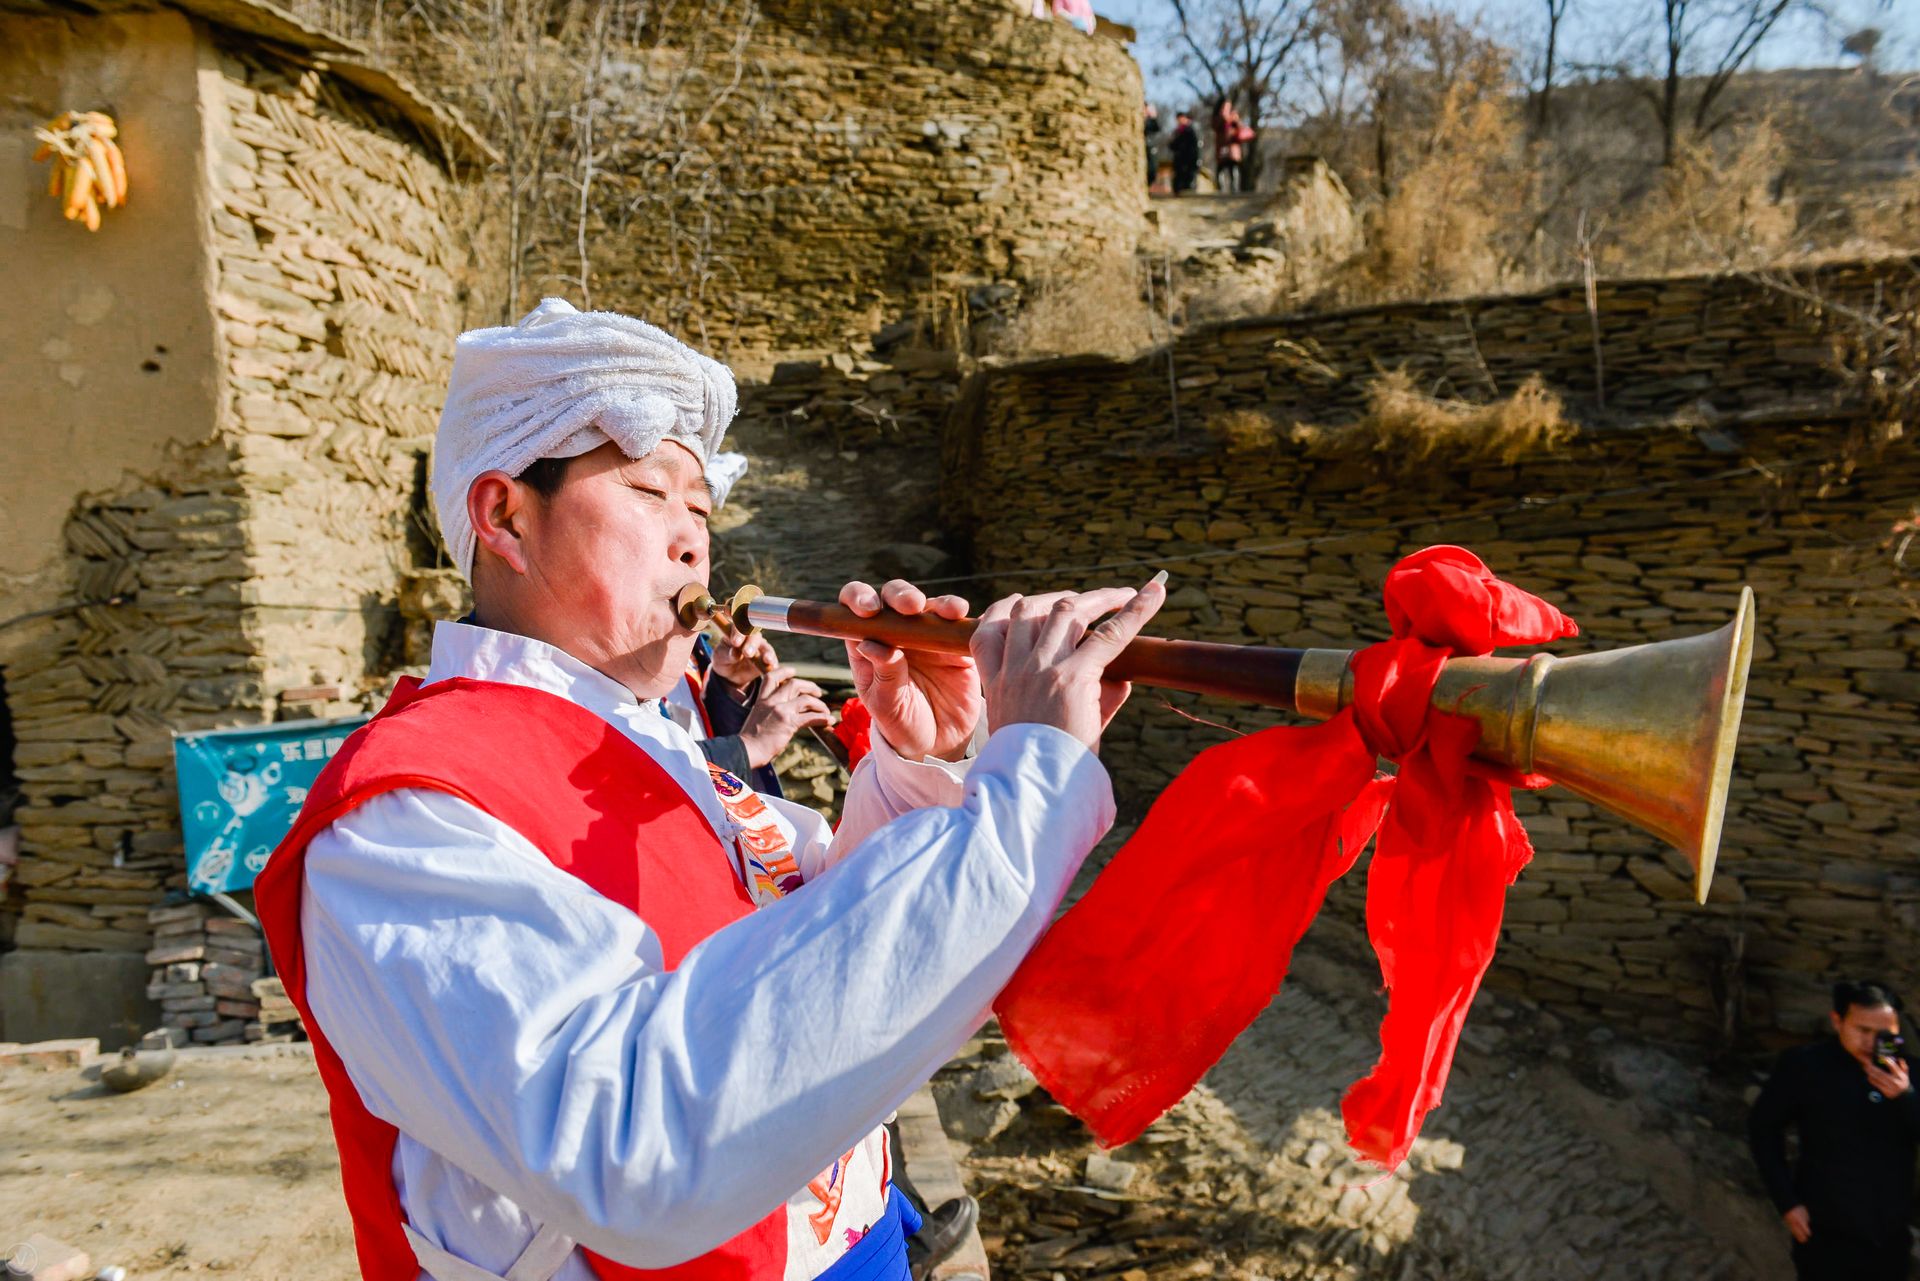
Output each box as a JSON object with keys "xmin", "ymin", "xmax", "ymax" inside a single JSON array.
[{"xmin": 1296, "ymin": 587, "xmax": 1756, "ymax": 903}]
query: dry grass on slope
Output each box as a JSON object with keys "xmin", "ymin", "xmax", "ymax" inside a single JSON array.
[
  {"xmin": 1210, "ymin": 369, "xmax": 1574, "ymax": 468},
  {"xmin": 1600, "ymin": 122, "xmax": 1800, "ymax": 276},
  {"xmin": 1302, "ymin": 369, "xmax": 1574, "ymax": 466},
  {"xmin": 993, "ymin": 255, "xmax": 1167, "ymax": 360}
]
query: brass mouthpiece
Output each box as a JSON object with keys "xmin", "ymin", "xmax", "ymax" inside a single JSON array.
[
  {"xmin": 673, "ymin": 583, "xmax": 765, "ymax": 638},
  {"xmin": 675, "ymin": 584, "xmax": 718, "ymax": 629}
]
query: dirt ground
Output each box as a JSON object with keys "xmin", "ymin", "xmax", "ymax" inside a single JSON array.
[
  {"xmin": 0, "ymin": 1046, "xmax": 355, "ymax": 1279},
  {"xmin": 0, "ymin": 955, "xmax": 1794, "ymax": 1281}
]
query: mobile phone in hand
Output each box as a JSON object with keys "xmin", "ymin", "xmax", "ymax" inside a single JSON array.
[{"xmin": 1875, "ymin": 1032, "xmax": 1904, "ymax": 1071}]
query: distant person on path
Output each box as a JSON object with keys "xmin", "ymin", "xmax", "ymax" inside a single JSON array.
[
  {"xmin": 1211, "ymin": 98, "xmax": 1250, "ymax": 194},
  {"xmin": 1143, "ymin": 103, "xmax": 1160, "ymax": 188},
  {"xmin": 1749, "ymin": 979, "xmax": 1920, "ymax": 1279},
  {"xmin": 1169, "ymin": 110, "xmax": 1199, "ymax": 195},
  {"xmin": 1042, "ymin": 0, "xmax": 1094, "ymax": 34}
]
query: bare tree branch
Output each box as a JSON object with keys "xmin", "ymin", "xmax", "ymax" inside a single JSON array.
[
  {"xmin": 1534, "ymin": 0, "xmax": 1571, "ymax": 132},
  {"xmin": 1691, "ymin": 0, "xmax": 1794, "ymax": 133},
  {"xmin": 1163, "ymin": 0, "xmax": 1320, "ymax": 186},
  {"xmin": 285, "ymin": 0, "xmax": 769, "ymax": 337}
]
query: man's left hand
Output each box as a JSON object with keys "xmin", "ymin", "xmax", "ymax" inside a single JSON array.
[
  {"xmin": 1866, "ymin": 1055, "xmax": 1911, "ymax": 1099},
  {"xmin": 839, "ymin": 579, "xmax": 980, "ymax": 762},
  {"xmin": 710, "ymin": 631, "xmax": 778, "ymax": 692}
]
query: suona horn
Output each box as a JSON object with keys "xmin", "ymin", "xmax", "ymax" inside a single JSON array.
[{"xmin": 675, "ymin": 582, "xmax": 1756, "ymax": 903}]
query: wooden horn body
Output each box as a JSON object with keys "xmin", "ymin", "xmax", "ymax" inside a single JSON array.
[{"xmin": 728, "ymin": 588, "xmax": 1756, "ymax": 902}]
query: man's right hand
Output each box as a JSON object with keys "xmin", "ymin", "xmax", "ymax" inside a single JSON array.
[
  {"xmin": 1783, "ymin": 1205, "xmax": 1811, "ymax": 1244},
  {"xmin": 970, "ymin": 575, "xmax": 1166, "ymax": 752},
  {"xmin": 738, "ymin": 666, "xmax": 831, "ymax": 768}
]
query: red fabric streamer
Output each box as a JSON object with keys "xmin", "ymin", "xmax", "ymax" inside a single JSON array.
[
  {"xmin": 835, "ymin": 696, "xmax": 873, "ymax": 772},
  {"xmin": 994, "ymin": 545, "xmax": 1577, "ymax": 1169}
]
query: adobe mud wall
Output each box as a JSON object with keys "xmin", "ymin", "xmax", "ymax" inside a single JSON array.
[
  {"xmin": 0, "ymin": 9, "xmax": 222, "ymax": 629},
  {"xmin": 944, "ymin": 258, "xmax": 1920, "ymax": 1049},
  {"xmin": 1, "ymin": 16, "xmax": 462, "ymax": 986}
]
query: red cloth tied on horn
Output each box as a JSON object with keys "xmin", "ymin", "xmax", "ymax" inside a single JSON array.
[
  {"xmin": 993, "ymin": 545, "xmax": 1577, "ymax": 1169},
  {"xmin": 835, "ymin": 696, "xmax": 874, "ymax": 771}
]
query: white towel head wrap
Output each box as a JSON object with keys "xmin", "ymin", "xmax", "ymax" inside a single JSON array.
[
  {"xmin": 432, "ymin": 297, "xmax": 738, "ymax": 580},
  {"xmin": 706, "ymin": 451, "xmax": 750, "ymax": 510}
]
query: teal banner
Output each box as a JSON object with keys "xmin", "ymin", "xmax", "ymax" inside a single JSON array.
[{"xmin": 173, "ymin": 716, "xmax": 367, "ymax": 895}]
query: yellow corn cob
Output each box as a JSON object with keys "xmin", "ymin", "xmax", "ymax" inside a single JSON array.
[
  {"xmin": 103, "ymin": 140, "xmax": 128, "ymax": 207},
  {"xmin": 64, "ymin": 155, "xmax": 94, "ymax": 220},
  {"xmin": 83, "ymin": 136, "xmax": 121, "ymax": 208}
]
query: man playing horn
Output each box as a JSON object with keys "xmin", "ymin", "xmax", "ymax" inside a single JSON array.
[{"xmin": 255, "ymin": 298, "xmax": 1165, "ymax": 1281}]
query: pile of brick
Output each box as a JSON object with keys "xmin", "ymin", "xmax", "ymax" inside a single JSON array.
[
  {"xmin": 144, "ymin": 902, "xmax": 265, "ymax": 1045},
  {"xmin": 247, "ymin": 976, "xmax": 305, "ymax": 1043}
]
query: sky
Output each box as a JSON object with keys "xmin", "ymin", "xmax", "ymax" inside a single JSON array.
[{"xmin": 1102, "ymin": 0, "xmax": 1920, "ymax": 109}]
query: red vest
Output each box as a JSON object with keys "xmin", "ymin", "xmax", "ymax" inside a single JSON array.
[{"xmin": 255, "ymin": 676, "xmax": 789, "ymax": 1281}]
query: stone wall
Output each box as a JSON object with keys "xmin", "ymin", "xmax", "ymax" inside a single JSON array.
[
  {"xmin": 715, "ymin": 348, "xmax": 969, "ymax": 667},
  {"xmin": 6, "ymin": 452, "xmax": 259, "ymax": 956},
  {"xmin": 943, "ymin": 258, "xmax": 1920, "ymax": 1050},
  {"xmin": 598, "ymin": 0, "xmax": 1146, "ymax": 363},
  {"xmin": 958, "ymin": 255, "xmax": 1909, "ymax": 439},
  {"xmin": 203, "ymin": 37, "xmax": 461, "ymax": 702},
  {"xmin": 2, "ymin": 17, "xmax": 463, "ymax": 970}
]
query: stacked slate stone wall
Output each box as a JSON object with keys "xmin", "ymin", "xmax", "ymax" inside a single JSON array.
[
  {"xmin": 598, "ymin": 0, "xmax": 1145, "ymax": 361},
  {"xmin": 6, "ymin": 449, "xmax": 258, "ymax": 952},
  {"xmin": 205, "ymin": 39, "xmax": 462, "ymax": 702},
  {"xmin": 716, "ymin": 349, "xmax": 970, "ymax": 666},
  {"xmin": 943, "ymin": 258, "xmax": 1920, "ymax": 1050},
  {"xmin": 5, "ymin": 38, "xmax": 462, "ymax": 956}
]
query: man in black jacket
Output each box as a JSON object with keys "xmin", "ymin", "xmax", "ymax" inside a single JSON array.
[
  {"xmin": 1749, "ymin": 979, "xmax": 1920, "ymax": 1278},
  {"xmin": 680, "ymin": 629, "xmax": 818, "ymax": 796},
  {"xmin": 1169, "ymin": 111, "xmax": 1200, "ymax": 195}
]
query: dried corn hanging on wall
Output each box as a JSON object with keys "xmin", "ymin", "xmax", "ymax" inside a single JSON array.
[{"xmin": 33, "ymin": 110, "xmax": 128, "ymax": 231}]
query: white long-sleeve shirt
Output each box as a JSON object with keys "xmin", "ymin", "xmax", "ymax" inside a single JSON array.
[{"xmin": 299, "ymin": 622, "xmax": 1115, "ymax": 1280}]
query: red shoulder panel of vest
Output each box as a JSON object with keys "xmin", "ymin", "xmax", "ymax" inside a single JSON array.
[
  {"xmin": 254, "ymin": 675, "xmax": 786, "ymax": 1281},
  {"xmin": 274, "ymin": 675, "xmax": 754, "ymax": 965}
]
